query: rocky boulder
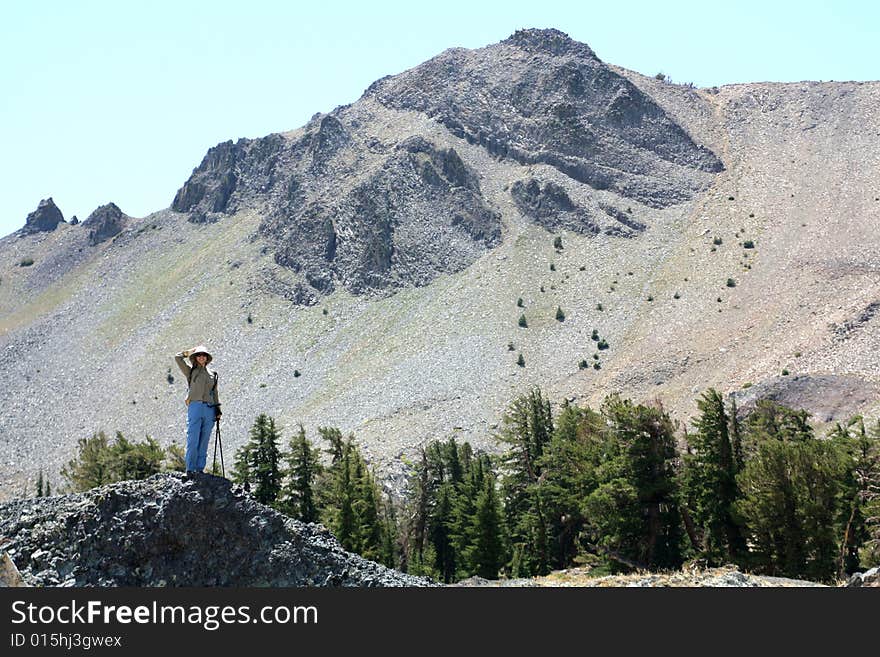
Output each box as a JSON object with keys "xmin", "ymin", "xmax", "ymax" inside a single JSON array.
[
  {"xmin": 0, "ymin": 473, "xmax": 434, "ymax": 587},
  {"xmin": 729, "ymin": 374, "xmax": 879, "ymax": 424},
  {"xmin": 83, "ymin": 202, "xmax": 128, "ymax": 245},
  {"xmin": 21, "ymin": 198, "xmax": 65, "ymax": 234},
  {"xmin": 846, "ymin": 567, "xmax": 880, "ymax": 587}
]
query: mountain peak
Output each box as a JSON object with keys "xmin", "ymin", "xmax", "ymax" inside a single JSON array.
[
  {"xmin": 501, "ymin": 28, "xmax": 597, "ymax": 60},
  {"xmin": 170, "ymin": 29, "xmax": 721, "ymax": 303},
  {"xmin": 83, "ymin": 202, "xmax": 128, "ymax": 245},
  {"xmin": 21, "ymin": 197, "xmax": 65, "ymax": 234}
]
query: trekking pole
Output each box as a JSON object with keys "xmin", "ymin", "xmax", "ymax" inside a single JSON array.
[
  {"xmin": 217, "ymin": 417, "xmax": 225, "ymax": 478},
  {"xmin": 212, "ymin": 416, "xmax": 225, "ymax": 478}
]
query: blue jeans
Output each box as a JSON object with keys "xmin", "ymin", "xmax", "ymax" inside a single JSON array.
[{"xmin": 186, "ymin": 401, "xmax": 215, "ymax": 472}]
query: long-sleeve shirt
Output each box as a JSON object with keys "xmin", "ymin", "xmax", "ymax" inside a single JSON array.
[{"xmin": 174, "ymin": 355, "xmax": 220, "ymax": 406}]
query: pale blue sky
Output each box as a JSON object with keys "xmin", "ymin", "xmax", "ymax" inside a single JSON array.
[{"xmin": 1, "ymin": 0, "xmax": 876, "ymax": 238}]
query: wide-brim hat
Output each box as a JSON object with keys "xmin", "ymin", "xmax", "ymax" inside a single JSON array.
[{"xmin": 188, "ymin": 344, "xmax": 213, "ymax": 365}]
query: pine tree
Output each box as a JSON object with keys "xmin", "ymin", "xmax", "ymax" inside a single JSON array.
[
  {"xmin": 430, "ymin": 482, "xmax": 457, "ymax": 582},
  {"xmin": 467, "ymin": 473, "xmax": 505, "ymax": 578},
  {"xmin": 745, "ymin": 400, "xmax": 813, "ymax": 443},
  {"xmin": 406, "ymin": 449, "xmax": 433, "ymax": 572},
  {"xmin": 402, "ymin": 439, "xmax": 499, "ymax": 580},
  {"xmin": 256, "ymin": 417, "xmax": 283, "ymax": 505},
  {"xmin": 61, "ymin": 432, "xmax": 165, "ymax": 492},
  {"xmin": 681, "ymin": 389, "xmax": 746, "ymax": 563},
  {"xmin": 583, "ymin": 477, "xmax": 642, "ymax": 569},
  {"xmin": 442, "ymin": 438, "xmax": 464, "ymax": 485},
  {"xmin": 352, "ymin": 456, "xmax": 383, "ymax": 560},
  {"xmin": 320, "ymin": 426, "xmax": 346, "ymax": 463},
  {"xmin": 317, "ymin": 432, "xmax": 388, "ymax": 564},
  {"xmin": 232, "ymin": 442, "xmax": 254, "ymax": 488},
  {"xmin": 380, "ymin": 497, "xmax": 399, "ymax": 569},
  {"xmin": 404, "ymin": 436, "xmax": 575, "ymax": 580},
  {"xmin": 36, "ymin": 470, "xmax": 44, "ymax": 498},
  {"xmin": 107, "ymin": 433, "xmax": 165, "ymax": 482},
  {"xmin": 322, "ymin": 438, "xmax": 357, "ymax": 549},
  {"xmin": 728, "ymin": 396, "xmax": 744, "ymax": 472},
  {"xmin": 583, "ymin": 395, "xmax": 684, "ymax": 570},
  {"xmin": 233, "ymin": 414, "xmax": 282, "ymax": 506},
  {"xmin": 828, "ymin": 417, "xmax": 880, "ymax": 575},
  {"xmin": 735, "ymin": 403, "xmax": 840, "ymax": 581},
  {"xmin": 865, "ymin": 420, "xmax": 880, "ymax": 567},
  {"xmin": 402, "ymin": 443, "xmax": 444, "ymax": 579},
  {"xmin": 449, "ymin": 450, "xmax": 481, "ymax": 576},
  {"xmin": 61, "ymin": 432, "xmax": 112, "ymax": 492},
  {"xmin": 499, "ymin": 387, "xmax": 554, "ymax": 576},
  {"xmin": 537, "ymin": 403, "xmax": 606, "ymax": 569},
  {"xmin": 281, "ymin": 424, "xmax": 321, "ymax": 522}
]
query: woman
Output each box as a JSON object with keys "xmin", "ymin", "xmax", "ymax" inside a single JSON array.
[{"xmin": 174, "ymin": 345, "xmax": 222, "ymax": 474}]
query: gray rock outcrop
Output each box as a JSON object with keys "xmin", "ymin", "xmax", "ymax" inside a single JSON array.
[
  {"xmin": 0, "ymin": 473, "xmax": 434, "ymax": 587},
  {"xmin": 511, "ymin": 178, "xmax": 600, "ymax": 235},
  {"xmin": 263, "ymin": 135, "xmax": 501, "ymax": 295},
  {"xmin": 729, "ymin": 374, "xmax": 879, "ymax": 423},
  {"xmin": 172, "ymin": 134, "xmax": 286, "ymax": 223},
  {"xmin": 82, "ymin": 202, "xmax": 128, "ymax": 245},
  {"xmin": 21, "ymin": 198, "xmax": 65, "ymax": 234}
]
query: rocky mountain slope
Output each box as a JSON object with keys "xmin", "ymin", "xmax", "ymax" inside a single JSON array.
[
  {"xmin": 0, "ymin": 473, "xmax": 431, "ymax": 586},
  {"xmin": 1, "ymin": 28, "xmax": 878, "ymax": 498}
]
